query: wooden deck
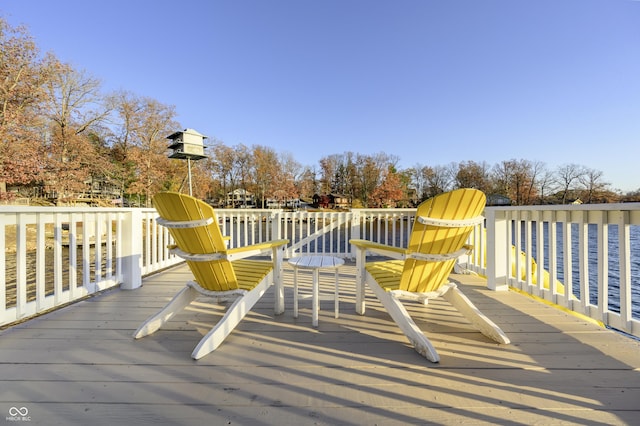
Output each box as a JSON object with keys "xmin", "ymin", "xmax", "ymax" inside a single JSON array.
[{"xmin": 1, "ymin": 262, "xmax": 639, "ymax": 425}]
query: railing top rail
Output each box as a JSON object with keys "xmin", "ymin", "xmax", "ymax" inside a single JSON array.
[
  {"xmin": 217, "ymin": 208, "xmax": 282, "ymax": 213},
  {"xmin": 351, "ymin": 208, "xmax": 415, "ymax": 213},
  {"xmin": 0, "ymin": 206, "xmax": 157, "ymax": 213},
  {"xmin": 3, "ymin": 204, "xmax": 640, "ymax": 213},
  {"xmin": 486, "ymin": 203, "xmax": 640, "ymax": 212}
]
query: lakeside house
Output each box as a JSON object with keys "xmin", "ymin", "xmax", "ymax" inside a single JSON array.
[
  {"xmin": 226, "ymin": 188, "xmax": 256, "ymax": 208},
  {"xmin": 312, "ymin": 193, "xmax": 350, "ymax": 209}
]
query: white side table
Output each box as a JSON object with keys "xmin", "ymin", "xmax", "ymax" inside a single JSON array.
[{"xmin": 288, "ymin": 255, "xmax": 344, "ymax": 327}]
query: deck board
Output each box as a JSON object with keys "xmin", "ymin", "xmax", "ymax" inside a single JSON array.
[{"xmin": 1, "ymin": 262, "xmax": 639, "ymax": 425}]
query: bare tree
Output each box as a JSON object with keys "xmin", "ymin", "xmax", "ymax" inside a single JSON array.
[
  {"xmin": 406, "ymin": 165, "xmax": 425, "ymax": 201},
  {"xmin": 525, "ymin": 160, "xmax": 546, "ymax": 205},
  {"xmin": 555, "ymin": 163, "xmax": 586, "ymax": 204},
  {"xmin": 318, "ymin": 153, "xmax": 341, "ymax": 195},
  {"xmin": 40, "ymin": 64, "xmax": 112, "ymax": 199},
  {"xmin": 109, "ymin": 90, "xmax": 146, "ymax": 200},
  {"xmin": 297, "ymin": 165, "xmax": 318, "ymax": 199},
  {"xmin": 536, "ymin": 169, "xmax": 556, "ymax": 204},
  {"xmin": 579, "ymin": 168, "xmax": 609, "ymax": 203},
  {"xmin": 492, "ymin": 159, "xmax": 540, "ymax": 205},
  {"xmin": 491, "ymin": 160, "xmax": 514, "ymax": 199},
  {"xmin": 423, "ymin": 165, "xmax": 452, "ymax": 199},
  {"xmin": 127, "ymin": 98, "xmax": 178, "ymax": 206},
  {"xmin": 279, "ymin": 152, "xmax": 301, "ymax": 202},
  {"xmin": 43, "ymin": 65, "xmax": 110, "ymax": 140},
  {"xmin": 454, "ymin": 160, "xmax": 492, "ymax": 193},
  {"xmin": 207, "ymin": 140, "xmax": 236, "ymax": 205},
  {"xmin": 251, "ymin": 145, "xmax": 280, "ymax": 207},
  {"xmin": 234, "ymin": 144, "xmax": 251, "ymax": 194}
]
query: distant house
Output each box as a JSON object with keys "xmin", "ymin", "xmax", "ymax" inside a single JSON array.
[
  {"xmin": 405, "ymin": 187, "xmax": 419, "ymax": 207},
  {"xmin": 312, "ymin": 194, "xmax": 350, "ymax": 209},
  {"xmin": 266, "ymin": 197, "xmax": 300, "ymax": 209},
  {"xmin": 226, "ymin": 189, "xmax": 255, "ymax": 208},
  {"xmin": 486, "ymin": 194, "xmax": 512, "ymax": 206},
  {"xmin": 312, "ymin": 194, "xmax": 329, "ymax": 208},
  {"xmin": 331, "ymin": 194, "xmax": 350, "ymax": 209},
  {"xmin": 33, "ymin": 175, "xmax": 121, "ymax": 206},
  {"xmin": 266, "ymin": 189, "xmax": 300, "ymax": 209},
  {"xmin": 265, "ymin": 198, "xmax": 281, "ymax": 208}
]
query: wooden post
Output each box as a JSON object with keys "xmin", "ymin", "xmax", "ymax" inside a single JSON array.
[
  {"xmin": 485, "ymin": 208, "xmax": 509, "ymax": 291},
  {"xmin": 120, "ymin": 208, "xmax": 142, "ymax": 290}
]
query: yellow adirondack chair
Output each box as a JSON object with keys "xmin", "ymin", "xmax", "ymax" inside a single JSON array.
[
  {"xmin": 133, "ymin": 192, "xmax": 289, "ymax": 359},
  {"xmin": 350, "ymin": 189, "xmax": 509, "ymax": 362}
]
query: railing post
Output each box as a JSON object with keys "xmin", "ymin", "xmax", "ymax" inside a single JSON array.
[
  {"xmin": 350, "ymin": 210, "xmax": 361, "ymax": 259},
  {"xmin": 120, "ymin": 208, "xmax": 142, "ymax": 290},
  {"xmin": 16, "ymin": 213, "xmax": 28, "ymax": 318},
  {"xmin": 268, "ymin": 209, "xmax": 286, "ymax": 256},
  {"xmin": 485, "ymin": 208, "xmax": 509, "ymax": 291},
  {"xmin": 616, "ymin": 210, "xmax": 633, "ymax": 332}
]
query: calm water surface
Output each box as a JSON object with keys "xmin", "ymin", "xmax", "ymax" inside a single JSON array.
[{"xmin": 522, "ymin": 224, "xmax": 640, "ymax": 319}]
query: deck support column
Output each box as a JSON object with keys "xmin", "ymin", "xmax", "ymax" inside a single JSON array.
[
  {"xmin": 120, "ymin": 208, "xmax": 142, "ymax": 290},
  {"xmin": 485, "ymin": 208, "xmax": 509, "ymax": 291}
]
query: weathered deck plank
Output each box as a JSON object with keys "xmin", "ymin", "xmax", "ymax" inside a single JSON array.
[{"xmin": 1, "ymin": 262, "xmax": 639, "ymax": 425}]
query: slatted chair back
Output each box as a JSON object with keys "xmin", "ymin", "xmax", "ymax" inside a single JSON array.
[
  {"xmin": 399, "ymin": 189, "xmax": 486, "ymax": 293},
  {"xmin": 153, "ymin": 192, "xmax": 239, "ymax": 291}
]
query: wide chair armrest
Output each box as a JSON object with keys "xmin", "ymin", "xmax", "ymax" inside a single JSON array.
[
  {"xmin": 226, "ymin": 239, "xmax": 289, "ymax": 261},
  {"xmin": 168, "ymin": 239, "xmax": 288, "ymax": 262},
  {"xmin": 350, "ymin": 239, "xmax": 408, "ymax": 260}
]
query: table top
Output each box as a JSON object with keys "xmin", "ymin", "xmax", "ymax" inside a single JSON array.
[{"xmin": 288, "ymin": 255, "xmax": 344, "ymax": 270}]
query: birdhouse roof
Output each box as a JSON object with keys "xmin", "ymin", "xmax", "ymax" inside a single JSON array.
[{"xmin": 166, "ymin": 128, "xmax": 208, "ymax": 140}]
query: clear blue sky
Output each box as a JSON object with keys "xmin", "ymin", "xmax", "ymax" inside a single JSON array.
[{"xmin": 3, "ymin": 0, "xmax": 640, "ymax": 191}]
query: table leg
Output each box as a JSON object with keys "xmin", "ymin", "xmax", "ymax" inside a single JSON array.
[
  {"xmin": 312, "ymin": 269, "xmax": 319, "ymax": 327},
  {"xmin": 293, "ymin": 267, "xmax": 299, "ymax": 319}
]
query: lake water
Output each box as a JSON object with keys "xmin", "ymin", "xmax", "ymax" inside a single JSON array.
[{"xmin": 520, "ymin": 223, "xmax": 640, "ymax": 319}]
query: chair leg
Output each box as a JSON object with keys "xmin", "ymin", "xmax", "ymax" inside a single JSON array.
[
  {"xmin": 367, "ymin": 277, "xmax": 440, "ymax": 362},
  {"xmin": 272, "ymin": 246, "xmax": 285, "ymax": 315},
  {"xmin": 133, "ymin": 285, "xmax": 199, "ymax": 339},
  {"xmin": 442, "ymin": 283, "xmax": 510, "ymax": 345},
  {"xmin": 191, "ymin": 276, "xmax": 271, "ymax": 360}
]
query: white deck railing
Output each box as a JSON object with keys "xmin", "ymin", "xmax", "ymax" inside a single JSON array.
[
  {"xmin": 216, "ymin": 208, "xmax": 417, "ymax": 258},
  {"xmin": 0, "ymin": 206, "xmax": 180, "ymax": 326},
  {"xmin": 2, "ymin": 204, "xmax": 639, "ymax": 338},
  {"xmin": 479, "ymin": 204, "xmax": 640, "ymax": 338}
]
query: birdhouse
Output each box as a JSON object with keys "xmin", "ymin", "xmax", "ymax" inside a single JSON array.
[{"xmin": 167, "ymin": 128, "xmax": 208, "ymax": 160}]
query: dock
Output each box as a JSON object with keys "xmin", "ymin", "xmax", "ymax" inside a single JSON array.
[{"xmin": 1, "ymin": 262, "xmax": 639, "ymax": 425}]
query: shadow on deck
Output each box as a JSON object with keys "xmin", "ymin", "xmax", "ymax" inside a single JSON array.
[{"xmin": 1, "ymin": 262, "xmax": 639, "ymax": 425}]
